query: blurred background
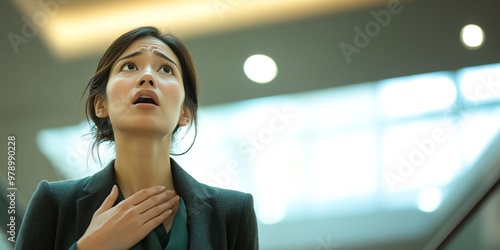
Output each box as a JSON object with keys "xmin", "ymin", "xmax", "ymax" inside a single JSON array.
[{"xmin": 1, "ymin": 0, "xmax": 500, "ymax": 249}]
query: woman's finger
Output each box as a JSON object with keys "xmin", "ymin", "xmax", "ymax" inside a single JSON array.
[
  {"xmin": 126, "ymin": 185, "xmax": 166, "ymax": 206},
  {"xmin": 139, "ymin": 194, "xmax": 179, "ymax": 222},
  {"xmin": 140, "ymin": 209, "xmax": 174, "ymax": 235},
  {"xmin": 134, "ymin": 189, "xmax": 177, "ymax": 214}
]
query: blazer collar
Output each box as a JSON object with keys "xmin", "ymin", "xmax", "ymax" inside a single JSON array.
[
  {"xmin": 76, "ymin": 160, "xmax": 117, "ymax": 235},
  {"xmin": 76, "ymin": 158, "xmax": 215, "ymax": 248},
  {"xmin": 83, "ymin": 159, "xmax": 116, "ymax": 194},
  {"xmin": 170, "ymin": 158, "xmax": 215, "ymax": 249}
]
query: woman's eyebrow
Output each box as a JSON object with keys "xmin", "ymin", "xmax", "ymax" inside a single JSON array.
[
  {"xmin": 154, "ymin": 51, "xmax": 180, "ymax": 71},
  {"xmin": 115, "ymin": 51, "xmax": 142, "ymax": 65},
  {"xmin": 115, "ymin": 50, "xmax": 180, "ymax": 71}
]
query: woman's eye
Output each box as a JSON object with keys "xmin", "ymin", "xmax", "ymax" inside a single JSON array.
[
  {"xmin": 160, "ymin": 65, "xmax": 173, "ymax": 74},
  {"xmin": 121, "ymin": 63, "xmax": 137, "ymax": 71}
]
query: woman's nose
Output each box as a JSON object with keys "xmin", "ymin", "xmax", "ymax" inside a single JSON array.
[{"xmin": 137, "ymin": 72, "xmax": 156, "ymax": 87}]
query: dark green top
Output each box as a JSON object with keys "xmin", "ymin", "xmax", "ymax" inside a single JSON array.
[{"xmin": 116, "ymin": 189, "xmax": 189, "ymax": 250}]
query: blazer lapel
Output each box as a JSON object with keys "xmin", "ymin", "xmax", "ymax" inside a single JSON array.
[
  {"xmin": 170, "ymin": 159, "xmax": 218, "ymax": 249},
  {"xmin": 75, "ymin": 160, "xmax": 117, "ymax": 237},
  {"xmin": 74, "ymin": 158, "xmax": 218, "ymax": 249}
]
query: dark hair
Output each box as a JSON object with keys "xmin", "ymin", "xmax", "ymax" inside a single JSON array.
[{"xmin": 83, "ymin": 26, "xmax": 199, "ymax": 156}]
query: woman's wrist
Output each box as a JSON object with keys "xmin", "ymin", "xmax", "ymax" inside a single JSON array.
[{"xmin": 76, "ymin": 233, "xmax": 96, "ymax": 250}]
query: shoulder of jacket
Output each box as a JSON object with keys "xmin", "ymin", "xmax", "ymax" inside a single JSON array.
[
  {"xmin": 200, "ymin": 183, "xmax": 252, "ymax": 205},
  {"xmin": 38, "ymin": 175, "xmax": 92, "ymax": 202}
]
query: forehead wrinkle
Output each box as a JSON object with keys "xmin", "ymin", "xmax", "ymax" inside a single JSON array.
[
  {"xmin": 114, "ymin": 43, "xmax": 181, "ymax": 73},
  {"xmin": 128, "ymin": 41, "xmax": 180, "ymax": 66},
  {"xmin": 137, "ymin": 46, "xmax": 181, "ymax": 72},
  {"xmin": 137, "ymin": 45, "xmax": 161, "ymax": 53}
]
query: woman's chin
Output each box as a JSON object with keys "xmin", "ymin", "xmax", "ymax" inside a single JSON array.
[{"xmin": 115, "ymin": 124, "xmax": 175, "ymax": 137}]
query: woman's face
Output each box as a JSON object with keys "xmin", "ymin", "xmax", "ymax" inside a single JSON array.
[{"xmin": 95, "ymin": 37, "xmax": 190, "ymax": 138}]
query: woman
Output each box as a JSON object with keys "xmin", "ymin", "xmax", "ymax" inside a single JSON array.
[{"xmin": 16, "ymin": 26, "xmax": 259, "ymax": 250}]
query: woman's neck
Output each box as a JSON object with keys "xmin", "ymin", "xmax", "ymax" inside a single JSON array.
[{"xmin": 113, "ymin": 132, "xmax": 174, "ymax": 198}]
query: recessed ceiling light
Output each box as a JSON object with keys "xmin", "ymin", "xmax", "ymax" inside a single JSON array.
[
  {"xmin": 244, "ymin": 54, "xmax": 278, "ymax": 84},
  {"xmin": 460, "ymin": 24, "xmax": 485, "ymax": 50}
]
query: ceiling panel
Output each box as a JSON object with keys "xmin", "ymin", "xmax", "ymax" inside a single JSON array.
[{"xmin": 12, "ymin": 0, "xmax": 388, "ymax": 59}]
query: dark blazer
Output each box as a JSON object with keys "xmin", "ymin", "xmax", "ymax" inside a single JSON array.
[{"xmin": 15, "ymin": 159, "xmax": 259, "ymax": 250}]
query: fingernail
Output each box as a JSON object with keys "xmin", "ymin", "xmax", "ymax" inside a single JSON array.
[{"xmin": 159, "ymin": 186, "xmax": 166, "ymax": 190}]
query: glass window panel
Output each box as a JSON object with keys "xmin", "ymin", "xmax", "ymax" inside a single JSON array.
[
  {"xmin": 457, "ymin": 107, "xmax": 500, "ymax": 168},
  {"xmin": 380, "ymin": 119, "xmax": 461, "ymax": 193},
  {"xmin": 36, "ymin": 121, "xmax": 114, "ymax": 180},
  {"xmin": 309, "ymin": 128, "xmax": 378, "ymax": 203},
  {"xmin": 377, "ymin": 73, "xmax": 457, "ymax": 119},
  {"xmin": 295, "ymin": 83, "xmax": 376, "ymax": 131},
  {"xmin": 458, "ymin": 63, "xmax": 500, "ymax": 103}
]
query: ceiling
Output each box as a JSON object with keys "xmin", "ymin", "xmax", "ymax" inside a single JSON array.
[
  {"xmin": 3, "ymin": 0, "xmax": 500, "ymax": 120},
  {"xmin": 2, "ymin": 0, "xmax": 500, "ymax": 122},
  {"xmin": 1, "ymin": 0, "xmax": 500, "ymax": 249},
  {"xmin": 12, "ymin": 0, "xmax": 389, "ymax": 59}
]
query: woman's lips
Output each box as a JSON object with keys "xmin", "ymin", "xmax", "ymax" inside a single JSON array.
[
  {"xmin": 132, "ymin": 90, "xmax": 160, "ymax": 106},
  {"xmin": 133, "ymin": 96, "xmax": 157, "ymax": 105}
]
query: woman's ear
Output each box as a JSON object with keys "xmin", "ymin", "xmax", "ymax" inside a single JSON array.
[
  {"xmin": 94, "ymin": 95, "xmax": 109, "ymax": 118},
  {"xmin": 178, "ymin": 106, "xmax": 192, "ymax": 126}
]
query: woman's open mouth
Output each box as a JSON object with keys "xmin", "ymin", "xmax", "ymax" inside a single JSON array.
[
  {"xmin": 132, "ymin": 90, "xmax": 160, "ymax": 108},
  {"xmin": 133, "ymin": 96, "xmax": 157, "ymax": 105}
]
